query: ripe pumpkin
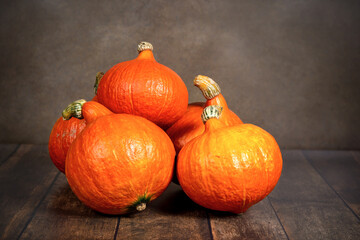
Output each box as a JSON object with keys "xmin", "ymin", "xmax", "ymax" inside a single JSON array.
[
  {"xmin": 48, "ymin": 114, "xmax": 86, "ymax": 172},
  {"xmin": 96, "ymin": 42, "xmax": 188, "ymax": 129},
  {"xmin": 166, "ymin": 75, "xmax": 242, "ymax": 154},
  {"xmin": 48, "ymin": 100, "xmax": 112, "ymax": 173},
  {"xmin": 177, "ymin": 105, "xmax": 282, "ymax": 213},
  {"xmin": 65, "ymin": 101, "xmax": 175, "ymax": 215}
]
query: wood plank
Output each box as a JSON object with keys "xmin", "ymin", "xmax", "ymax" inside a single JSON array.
[
  {"xmin": 303, "ymin": 150, "xmax": 360, "ymax": 218},
  {"xmin": 352, "ymin": 151, "xmax": 360, "ymax": 165},
  {"xmin": 208, "ymin": 197, "xmax": 288, "ymax": 240},
  {"xmin": 0, "ymin": 144, "xmax": 19, "ymax": 166},
  {"xmin": 19, "ymin": 173, "xmax": 118, "ymax": 240},
  {"xmin": 0, "ymin": 144, "xmax": 59, "ymax": 240},
  {"xmin": 268, "ymin": 150, "xmax": 360, "ymax": 240},
  {"xmin": 116, "ymin": 183, "xmax": 212, "ymax": 240}
]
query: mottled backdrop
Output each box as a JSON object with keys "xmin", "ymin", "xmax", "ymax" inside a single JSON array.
[{"xmin": 1, "ymin": 0, "xmax": 359, "ymax": 149}]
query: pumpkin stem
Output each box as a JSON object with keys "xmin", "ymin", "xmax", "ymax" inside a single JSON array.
[
  {"xmin": 194, "ymin": 75, "xmax": 221, "ymax": 100},
  {"xmin": 137, "ymin": 42, "xmax": 153, "ymax": 53},
  {"xmin": 136, "ymin": 203, "xmax": 147, "ymax": 212},
  {"xmin": 201, "ymin": 105, "xmax": 223, "ymax": 123},
  {"xmin": 62, "ymin": 99, "xmax": 86, "ymax": 120},
  {"xmin": 94, "ymin": 72, "xmax": 104, "ymax": 95}
]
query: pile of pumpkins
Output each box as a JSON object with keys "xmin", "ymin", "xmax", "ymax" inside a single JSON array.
[{"xmin": 49, "ymin": 42, "xmax": 282, "ymax": 215}]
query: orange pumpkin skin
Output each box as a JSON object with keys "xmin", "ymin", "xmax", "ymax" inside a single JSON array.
[
  {"xmin": 91, "ymin": 95, "xmax": 98, "ymax": 102},
  {"xmin": 205, "ymin": 94, "xmax": 242, "ymax": 126},
  {"xmin": 66, "ymin": 114, "xmax": 175, "ymax": 215},
  {"xmin": 166, "ymin": 102, "xmax": 205, "ymax": 154},
  {"xmin": 48, "ymin": 69, "xmax": 107, "ymax": 173},
  {"xmin": 97, "ymin": 42, "xmax": 188, "ymax": 129},
  {"xmin": 48, "ymin": 100, "xmax": 112, "ymax": 173},
  {"xmin": 82, "ymin": 100, "xmax": 113, "ymax": 123},
  {"xmin": 48, "ymin": 117, "xmax": 86, "ymax": 173},
  {"xmin": 177, "ymin": 113, "xmax": 282, "ymax": 213},
  {"xmin": 167, "ymin": 94, "xmax": 242, "ymax": 155}
]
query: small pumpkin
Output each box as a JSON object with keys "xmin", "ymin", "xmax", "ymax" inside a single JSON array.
[
  {"xmin": 48, "ymin": 102, "xmax": 86, "ymax": 173},
  {"xmin": 65, "ymin": 101, "xmax": 175, "ymax": 215},
  {"xmin": 96, "ymin": 42, "xmax": 188, "ymax": 129},
  {"xmin": 166, "ymin": 75, "xmax": 242, "ymax": 154},
  {"xmin": 177, "ymin": 105, "xmax": 282, "ymax": 213},
  {"xmin": 48, "ymin": 100, "xmax": 112, "ymax": 173}
]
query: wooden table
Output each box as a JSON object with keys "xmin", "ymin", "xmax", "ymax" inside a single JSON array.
[{"xmin": 0, "ymin": 144, "xmax": 359, "ymax": 239}]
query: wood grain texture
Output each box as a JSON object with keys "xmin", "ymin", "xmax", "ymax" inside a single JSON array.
[
  {"xmin": 268, "ymin": 150, "xmax": 360, "ymax": 240},
  {"xmin": 0, "ymin": 144, "xmax": 59, "ymax": 240},
  {"xmin": 0, "ymin": 144, "xmax": 19, "ymax": 166},
  {"xmin": 19, "ymin": 174, "xmax": 118, "ymax": 240},
  {"xmin": 208, "ymin": 197, "xmax": 288, "ymax": 240},
  {"xmin": 116, "ymin": 183, "xmax": 212, "ymax": 240},
  {"xmin": 303, "ymin": 150, "xmax": 360, "ymax": 218},
  {"xmin": 1, "ymin": 145, "xmax": 360, "ymax": 240}
]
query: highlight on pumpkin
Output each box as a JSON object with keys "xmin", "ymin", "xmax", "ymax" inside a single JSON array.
[
  {"xmin": 94, "ymin": 72, "xmax": 104, "ymax": 95},
  {"xmin": 194, "ymin": 75, "xmax": 221, "ymax": 100},
  {"xmin": 201, "ymin": 105, "xmax": 223, "ymax": 123},
  {"xmin": 62, "ymin": 99, "xmax": 86, "ymax": 120}
]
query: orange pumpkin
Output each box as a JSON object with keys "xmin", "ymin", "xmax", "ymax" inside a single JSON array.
[
  {"xmin": 65, "ymin": 101, "xmax": 175, "ymax": 215},
  {"xmin": 48, "ymin": 100, "xmax": 111, "ymax": 173},
  {"xmin": 97, "ymin": 42, "xmax": 188, "ymax": 129},
  {"xmin": 166, "ymin": 75, "xmax": 242, "ymax": 154},
  {"xmin": 48, "ymin": 117, "xmax": 86, "ymax": 173},
  {"xmin": 177, "ymin": 105, "xmax": 282, "ymax": 213}
]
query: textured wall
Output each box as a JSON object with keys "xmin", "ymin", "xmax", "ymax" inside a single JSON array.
[{"xmin": 0, "ymin": 0, "xmax": 359, "ymax": 149}]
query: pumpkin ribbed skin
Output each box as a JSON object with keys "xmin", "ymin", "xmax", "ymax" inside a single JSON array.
[
  {"xmin": 177, "ymin": 114, "xmax": 282, "ymax": 213},
  {"xmin": 97, "ymin": 44, "xmax": 188, "ymax": 129},
  {"xmin": 166, "ymin": 102, "xmax": 205, "ymax": 154},
  {"xmin": 167, "ymin": 76, "xmax": 243, "ymax": 185},
  {"xmin": 205, "ymin": 94, "xmax": 242, "ymax": 125},
  {"xmin": 66, "ymin": 114, "xmax": 175, "ymax": 215},
  {"xmin": 82, "ymin": 100, "xmax": 113, "ymax": 123},
  {"xmin": 48, "ymin": 100, "xmax": 112, "ymax": 173},
  {"xmin": 167, "ymin": 94, "xmax": 242, "ymax": 155},
  {"xmin": 48, "ymin": 117, "xmax": 86, "ymax": 173}
]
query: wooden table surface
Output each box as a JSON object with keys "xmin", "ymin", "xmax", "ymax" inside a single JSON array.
[{"xmin": 0, "ymin": 144, "xmax": 359, "ymax": 240}]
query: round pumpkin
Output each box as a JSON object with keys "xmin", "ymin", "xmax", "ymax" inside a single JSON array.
[
  {"xmin": 48, "ymin": 100, "xmax": 112, "ymax": 173},
  {"xmin": 177, "ymin": 105, "xmax": 282, "ymax": 213},
  {"xmin": 65, "ymin": 103, "xmax": 175, "ymax": 215},
  {"xmin": 96, "ymin": 42, "xmax": 188, "ymax": 129},
  {"xmin": 167, "ymin": 75, "xmax": 242, "ymax": 154}
]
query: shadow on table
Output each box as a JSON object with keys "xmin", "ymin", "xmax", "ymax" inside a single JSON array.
[
  {"xmin": 48, "ymin": 177, "xmax": 237, "ymax": 218},
  {"xmin": 48, "ymin": 177, "xmax": 117, "ymax": 218},
  {"xmin": 147, "ymin": 183, "xmax": 206, "ymax": 215}
]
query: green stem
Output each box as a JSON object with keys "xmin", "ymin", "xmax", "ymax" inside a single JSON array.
[
  {"xmin": 94, "ymin": 72, "xmax": 104, "ymax": 95},
  {"xmin": 62, "ymin": 99, "xmax": 86, "ymax": 120}
]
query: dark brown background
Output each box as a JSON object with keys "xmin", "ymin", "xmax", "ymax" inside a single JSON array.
[{"xmin": 0, "ymin": 0, "xmax": 359, "ymax": 149}]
